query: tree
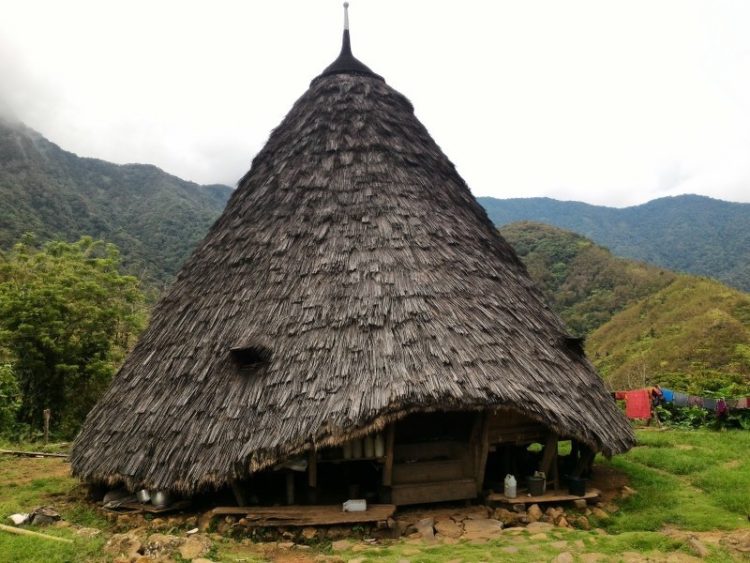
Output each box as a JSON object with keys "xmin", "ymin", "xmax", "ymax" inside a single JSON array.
[{"xmin": 0, "ymin": 235, "xmax": 146, "ymax": 436}]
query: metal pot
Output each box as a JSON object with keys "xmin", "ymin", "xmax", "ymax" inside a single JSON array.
[
  {"xmin": 151, "ymin": 490, "xmax": 172, "ymax": 508},
  {"xmin": 136, "ymin": 489, "xmax": 151, "ymax": 504}
]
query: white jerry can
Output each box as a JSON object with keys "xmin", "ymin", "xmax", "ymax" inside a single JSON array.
[{"xmin": 504, "ymin": 474, "xmax": 517, "ymax": 498}]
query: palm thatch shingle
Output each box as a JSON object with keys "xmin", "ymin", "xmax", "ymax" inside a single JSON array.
[{"xmin": 71, "ymin": 15, "xmax": 635, "ymax": 494}]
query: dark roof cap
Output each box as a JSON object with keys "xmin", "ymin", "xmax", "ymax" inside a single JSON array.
[{"xmin": 317, "ymin": 3, "xmax": 383, "ymax": 81}]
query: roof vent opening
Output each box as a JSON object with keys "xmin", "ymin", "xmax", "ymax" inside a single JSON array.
[{"xmin": 230, "ymin": 345, "xmax": 272, "ymax": 372}]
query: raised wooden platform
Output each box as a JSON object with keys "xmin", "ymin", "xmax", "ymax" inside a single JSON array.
[
  {"xmin": 391, "ymin": 478, "xmax": 477, "ymax": 506},
  {"xmin": 199, "ymin": 504, "xmax": 396, "ymax": 529},
  {"xmin": 486, "ymin": 488, "xmax": 600, "ymax": 506}
]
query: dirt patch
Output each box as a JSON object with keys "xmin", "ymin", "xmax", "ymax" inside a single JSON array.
[
  {"xmin": 722, "ymin": 459, "xmax": 740, "ymax": 469},
  {"xmin": 588, "ymin": 463, "xmax": 630, "ymax": 503},
  {"xmin": 676, "ymin": 445, "xmax": 695, "ymax": 450},
  {"xmin": 0, "ymin": 456, "xmax": 70, "ymax": 485}
]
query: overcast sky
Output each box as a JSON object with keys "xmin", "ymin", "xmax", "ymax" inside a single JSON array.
[{"xmin": 1, "ymin": 0, "xmax": 749, "ymax": 207}]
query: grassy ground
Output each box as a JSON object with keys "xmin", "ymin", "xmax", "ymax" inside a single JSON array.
[{"xmin": 0, "ymin": 429, "xmax": 748, "ymax": 562}]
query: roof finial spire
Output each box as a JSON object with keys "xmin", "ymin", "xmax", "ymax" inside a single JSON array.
[{"xmin": 316, "ymin": 1, "xmax": 382, "ymax": 81}]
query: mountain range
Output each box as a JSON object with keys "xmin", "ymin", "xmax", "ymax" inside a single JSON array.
[
  {"xmin": 0, "ymin": 117, "xmax": 232, "ymax": 287},
  {"xmin": 479, "ymin": 195, "xmax": 750, "ymax": 292},
  {"xmin": 0, "ymin": 119, "xmax": 747, "ymax": 392}
]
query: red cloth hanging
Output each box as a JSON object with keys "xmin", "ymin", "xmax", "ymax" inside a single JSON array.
[
  {"xmin": 614, "ymin": 391, "xmax": 627, "ymax": 400},
  {"xmin": 625, "ymin": 389, "xmax": 652, "ymax": 419}
]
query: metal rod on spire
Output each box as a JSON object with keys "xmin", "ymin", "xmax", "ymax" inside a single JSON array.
[{"xmin": 344, "ymin": 2, "xmax": 350, "ymax": 30}]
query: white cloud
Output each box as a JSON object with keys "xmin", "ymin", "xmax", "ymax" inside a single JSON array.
[{"xmin": 1, "ymin": 0, "xmax": 749, "ymax": 206}]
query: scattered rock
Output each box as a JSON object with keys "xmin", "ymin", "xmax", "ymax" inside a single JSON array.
[
  {"xmin": 501, "ymin": 546, "xmax": 519, "ymax": 553},
  {"xmin": 590, "ymin": 507, "xmax": 609, "ymax": 520},
  {"xmin": 278, "ymin": 541, "xmax": 296, "ymax": 549},
  {"xmin": 551, "ymin": 540, "xmax": 569, "ymax": 549},
  {"xmin": 178, "ymin": 534, "xmax": 211, "ymax": 559},
  {"xmin": 143, "ymin": 533, "xmax": 184, "ymax": 556},
  {"xmin": 494, "ymin": 507, "xmax": 521, "ymax": 526},
  {"xmin": 192, "ymin": 559, "xmax": 216, "ymax": 563},
  {"xmin": 75, "ymin": 527, "xmax": 101, "ymax": 538},
  {"xmin": 331, "ymin": 539, "xmax": 352, "ymax": 551},
  {"xmin": 347, "ymin": 558, "xmax": 366, "ymax": 563},
  {"xmin": 572, "ymin": 515, "xmax": 590, "ymax": 530},
  {"xmin": 529, "ymin": 532, "xmax": 548, "ymax": 541},
  {"xmin": 302, "ymin": 526, "xmax": 317, "ymax": 540},
  {"xmin": 527, "ymin": 504, "xmax": 543, "ymax": 522},
  {"xmin": 573, "ymin": 499, "xmax": 587, "ymax": 509},
  {"xmin": 555, "ymin": 516, "xmax": 570, "ymax": 528},
  {"xmin": 30, "ymin": 507, "xmax": 61, "ymax": 526},
  {"xmin": 105, "ymin": 532, "xmax": 143, "ymax": 558},
  {"xmin": 414, "ymin": 517, "xmax": 435, "ymax": 541},
  {"xmin": 434, "ymin": 518, "xmax": 463, "ymax": 539},
  {"xmin": 687, "ymin": 536, "xmax": 709, "ymax": 558},
  {"xmin": 462, "ymin": 518, "xmax": 503, "ymax": 541},
  {"xmin": 8, "ymin": 513, "xmax": 29, "ymax": 525},
  {"xmin": 553, "ymin": 553, "xmax": 574, "ymax": 563},
  {"xmin": 621, "ymin": 485, "xmax": 637, "ymax": 499},
  {"xmin": 526, "ymin": 521, "xmax": 554, "ymax": 533}
]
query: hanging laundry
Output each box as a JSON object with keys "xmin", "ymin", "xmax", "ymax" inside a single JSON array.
[
  {"xmin": 673, "ymin": 392, "xmax": 689, "ymax": 407},
  {"xmin": 703, "ymin": 398, "xmax": 717, "ymax": 411},
  {"xmin": 615, "ymin": 391, "xmax": 626, "ymax": 400},
  {"xmin": 625, "ymin": 389, "xmax": 652, "ymax": 419},
  {"xmin": 716, "ymin": 399, "xmax": 728, "ymax": 417},
  {"xmin": 736, "ymin": 398, "xmax": 748, "ymax": 409},
  {"xmin": 661, "ymin": 388, "xmax": 674, "ymax": 402},
  {"xmin": 688, "ymin": 396, "xmax": 704, "ymax": 407}
]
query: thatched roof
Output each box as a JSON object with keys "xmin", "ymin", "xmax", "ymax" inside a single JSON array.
[{"xmin": 71, "ymin": 19, "xmax": 634, "ymax": 494}]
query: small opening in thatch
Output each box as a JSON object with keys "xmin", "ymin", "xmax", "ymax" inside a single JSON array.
[{"xmin": 230, "ymin": 345, "xmax": 272, "ymax": 371}]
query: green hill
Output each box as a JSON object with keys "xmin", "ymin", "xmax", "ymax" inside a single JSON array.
[
  {"xmin": 0, "ymin": 117, "xmax": 232, "ymax": 286},
  {"xmin": 499, "ymin": 222, "xmax": 676, "ymax": 336},
  {"xmin": 587, "ymin": 277, "xmax": 750, "ymax": 393},
  {"xmin": 500, "ymin": 221, "xmax": 750, "ymax": 393},
  {"xmin": 481, "ymin": 195, "xmax": 750, "ymax": 292}
]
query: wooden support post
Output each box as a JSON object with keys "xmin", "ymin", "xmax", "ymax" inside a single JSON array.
[
  {"xmin": 285, "ymin": 470, "xmax": 295, "ymax": 505},
  {"xmin": 230, "ymin": 479, "xmax": 247, "ymax": 507},
  {"xmin": 43, "ymin": 409, "xmax": 50, "ymax": 444},
  {"xmin": 382, "ymin": 423, "xmax": 395, "ymax": 487},
  {"xmin": 307, "ymin": 449, "xmax": 317, "ymax": 488},
  {"xmin": 572, "ymin": 446, "xmax": 596, "ymax": 478},
  {"xmin": 538, "ymin": 432, "xmax": 558, "ymax": 478},
  {"xmin": 475, "ymin": 412, "xmax": 490, "ymax": 493}
]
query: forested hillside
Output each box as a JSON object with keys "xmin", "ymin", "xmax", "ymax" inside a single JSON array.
[
  {"xmin": 0, "ymin": 118, "xmax": 232, "ymax": 286},
  {"xmin": 501, "ymin": 222, "xmax": 750, "ymax": 392},
  {"xmin": 500, "ymin": 222, "xmax": 676, "ymax": 335},
  {"xmin": 587, "ymin": 277, "xmax": 750, "ymax": 393},
  {"xmin": 481, "ymin": 194, "xmax": 750, "ymax": 292}
]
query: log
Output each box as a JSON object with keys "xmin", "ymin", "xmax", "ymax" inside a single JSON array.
[
  {"xmin": 0, "ymin": 523, "xmax": 73, "ymax": 544},
  {"xmin": 0, "ymin": 449, "xmax": 68, "ymax": 459}
]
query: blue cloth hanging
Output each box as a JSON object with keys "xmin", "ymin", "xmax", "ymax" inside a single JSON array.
[{"xmin": 661, "ymin": 388, "xmax": 674, "ymax": 402}]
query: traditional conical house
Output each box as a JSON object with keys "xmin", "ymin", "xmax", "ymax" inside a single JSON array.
[{"xmin": 72, "ymin": 6, "xmax": 634, "ymax": 507}]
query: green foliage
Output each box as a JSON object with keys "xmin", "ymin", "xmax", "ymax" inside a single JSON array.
[
  {"xmin": 0, "ymin": 364, "xmax": 21, "ymax": 435},
  {"xmin": 501, "ymin": 221, "xmax": 675, "ymax": 335},
  {"xmin": 587, "ymin": 276, "xmax": 750, "ymax": 392},
  {"xmin": 0, "ymin": 236, "xmax": 146, "ymax": 436},
  {"xmin": 0, "ymin": 118, "xmax": 231, "ymax": 288},
  {"xmin": 482, "ymin": 194, "xmax": 750, "ymax": 292}
]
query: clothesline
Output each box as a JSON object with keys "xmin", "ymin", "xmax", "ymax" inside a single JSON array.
[{"xmin": 615, "ymin": 387, "xmax": 750, "ymax": 420}]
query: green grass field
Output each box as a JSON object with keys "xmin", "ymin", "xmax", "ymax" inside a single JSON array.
[{"xmin": 1, "ymin": 429, "xmax": 748, "ymax": 562}]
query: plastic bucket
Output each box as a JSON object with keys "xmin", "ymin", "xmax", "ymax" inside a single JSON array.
[
  {"xmin": 527, "ymin": 475, "xmax": 546, "ymax": 496},
  {"xmin": 568, "ymin": 476, "xmax": 586, "ymax": 496}
]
